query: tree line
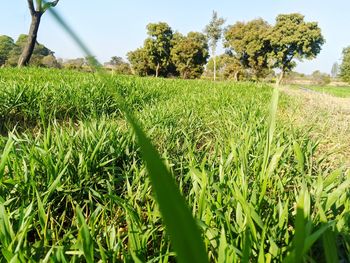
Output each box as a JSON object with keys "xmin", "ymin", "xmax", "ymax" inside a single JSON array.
[
  {"xmin": 0, "ymin": 34, "xmax": 59, "ymax": 67},
  {"xmin": 127, "ymin": 12, "xmax": 325, "ymax": 85},
  {"xmin": 5, "ymin": 1, "xmax": 350, "ymax": 85}
]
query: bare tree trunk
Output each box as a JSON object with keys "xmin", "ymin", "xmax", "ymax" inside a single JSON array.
[
  {"xmin": 18, "ymin": 13, "xmax": 42, "ymax": 67},
  {"xmin": 155, "ymin": 63, "xmax": 160, "ymax": 78},
  {"xmin": 276, "ymin": 69, "xmax": 285, "ymax": 86}
]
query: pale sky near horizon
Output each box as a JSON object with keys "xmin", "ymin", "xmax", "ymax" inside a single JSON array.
[{"xmin": 1, "ymin": 0, "xmax": 349, "ymax": 74}]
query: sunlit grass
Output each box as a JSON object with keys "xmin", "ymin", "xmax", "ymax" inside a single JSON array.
[
  {"xmin": 0, "ymin": 68, "xmax": 349, "ymax": 262},
  {"xmin": 308, "ymin": 85, "xmax": 350, "ymax": 98},
  {"xmin": 293, "ymin": 84, "xmax": 350, "ymax": 98}
]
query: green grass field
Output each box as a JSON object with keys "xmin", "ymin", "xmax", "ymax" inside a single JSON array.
[
  {"xmin": 0, "ymin": 68, "xmax": 349, "ymax": 262},
  {"xmin": 302, "ymin": 85, "xmax": 350, "ymax": 98}
]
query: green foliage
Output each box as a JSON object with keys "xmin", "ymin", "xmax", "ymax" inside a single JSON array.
[
  {"xmin": 1, "ymin": 34, "xmax": 58, "ymax": 67},
  {"xmin": 223, "ymin": 14, "xmax": 324, "ymax": 83},
  {"xmin": 15, "ymin": 34, "xmax": 52, "ymax": 57},
  {"xmin": 128, "ymin": 22, "xmax": 174, "ymax": 77},
  {"xmin": 311, "ymin": 70, "xmax": 331, "ymax": 85},
  {"xmin": 0, "ymin": 35, "xmax": 15, "ymax": 66},
  {"xmin": 267, "ymin": 13, "xmax": 325, "ymax": 82},
  {"xmin": 224, "ymin": 19, "xmax": 272, "ymax": 80},
  {"xmin": 128, "ymin": 22, "xmax": 210, "ymax": 79},
  {"xmin": 127, "ymin": 47, "xmax": 155, "ymax": 76},
  {"xmin": 205, "ymin": 54, "xmax": 244, "ymax": 80},
  {"xmin": 340, "ymin": 46, "xmax": 350, "ymax": 83},
  {"xmin": 144, "ymin": 22, "xmax": 174, "ymax": 77},
  {"xmin": 171, "ymin": 32, "xmax": 209, "ymax": 79},
  {"xmin": 0, "ymin": 68, "xmax": 349, "ymax": 262},
  {"xmin": 32, "ymin": 0, "xmax": 59, "ymax": 14},
  {"xmin": 41, "ymin": 54, "xmax": 61, "ymax": 68}
]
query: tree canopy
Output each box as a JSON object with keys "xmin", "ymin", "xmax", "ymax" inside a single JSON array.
[
  {"xmin": 127, "ymin": 22, "xmax": 174, "ymax": 77},
  {"xmin": 224, "ymin": 19, "xmax": 271, "ymax": 80},
  {"xmin": 205, "ymin": 54, "xmax": 244, "ymax": 81},
  {"xmin": 171, "ymin": 32, "xmax": 209, "ymax": 79},
  {"xmin": 267, "ymin": 13, "xmax": 325, "ymax": 85},
  {"xmin": 223, "ymin": 14, "xmax": 324, "ymax": 84},
  {"xmin": 144, "ymin": 22, "xmax": 173, "ymax": 77},
  {"xmin": 0, "ymin": 34, "xmax": 57, "ymax": 67},
  {"xmin": 128, "ymin": 22, "xmax": 209, "ymax": 79},
  {"xmin": 0, "ymin": 35, "xmax": 16, "ymax": 66},
  {"xmin": 127, "ymin": 47, "xmax": 155, "ymax": 76}
]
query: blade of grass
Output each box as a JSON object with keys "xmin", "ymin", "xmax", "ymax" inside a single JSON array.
[
  {"xmin": 76, "ymin": 205, "xmax": 94, "ymax": 263},
  {"xmin": 126, "ymin": 113, "xmax": 208, "ymax": 263},
  {"xmin": 0, "ymin": 137, "xmax": 14, "ymax": 180}
]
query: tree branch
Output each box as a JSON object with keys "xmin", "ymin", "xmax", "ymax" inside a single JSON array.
[{"xmin": 27, "ymin": 0, "xmax": 36, "ymax": 16}]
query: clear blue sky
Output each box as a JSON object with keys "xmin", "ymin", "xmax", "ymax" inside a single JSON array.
[{"xmin": 1, "ymin": 0, "xmax": 349, "ymax": 74}]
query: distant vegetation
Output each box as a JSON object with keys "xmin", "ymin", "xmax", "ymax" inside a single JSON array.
[
  {"xmin": 127, "ymin": 22, "xmax": 209, "ymax": 79},
  {"xmin": 127, "ymin": 13, "xmax": 324, "ymax": 84},
  {"xmin": 0, "ymin": 34, "xmax": 58, "ymax": 67},
  {"xmin": 340, "ymin": 46, "xmax": 350, "ymax": 83},
  {"xmin": 1, "ymin": 5, "xmax": 329, "ymax": 85}
]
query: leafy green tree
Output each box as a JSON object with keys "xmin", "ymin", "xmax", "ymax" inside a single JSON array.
[
  {"xmin": 224, "ymin": 19, "xmax": 271, "ymax": 80},
  {"xmin": 16, "ymin": 34, "xmax": 52, "ymax": 56},
  {"xmin": 267, "ymin": 13, "xmax": 325, "ymax": 85},
  {"xmin": 6, "ymin": 34, "xmax": 55, "ymax": 67},
  {"xmin": 206, "ymin": 53, "xmax": 244, "ymax": 81},
  {"xmin": 144, "ymin": 22, "xmax": 173, "ymax": 77},
  {"xmin": 171, "ymin": 32, "xmax": 209, "ymax": 79},
  {"xmin": 340, "ymin": 47, "xmax": 350, "ymax": 83},
  {"xmin": 127, "ymin": 47, "xmax": 155, "ymax": 76},
  {"xmin": 0, "ymin": 35, "xmax": 16, "ymax": 66},
  {"xmin": 204, "ymin": 11, "xmax": 225, "ymax": 81},
  {"xmin": 18, "ymin": 0, "xmax": 60, "ymax": 67},
  {"xmin": 4, "ymin": 34, "xmax": 55, "ymax": 67}
]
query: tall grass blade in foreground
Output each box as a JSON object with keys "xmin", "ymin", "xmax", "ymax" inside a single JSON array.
[
  {"xmin": 46, "ymin": 6, "xmax": 208, "ymax": 263},
  {"xmin": 126, "ymin": 114, "xmax": 209, "ymax": 263}
]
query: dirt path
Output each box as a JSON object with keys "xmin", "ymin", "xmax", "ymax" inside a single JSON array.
[{"xmin": 280, "ymin": 86, "xmax": 350, "ymax": 169}]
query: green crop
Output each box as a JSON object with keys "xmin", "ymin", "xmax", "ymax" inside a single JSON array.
[{"xmin": 0, "ymin": 68, "xmax": 349, "ymax": 262}]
